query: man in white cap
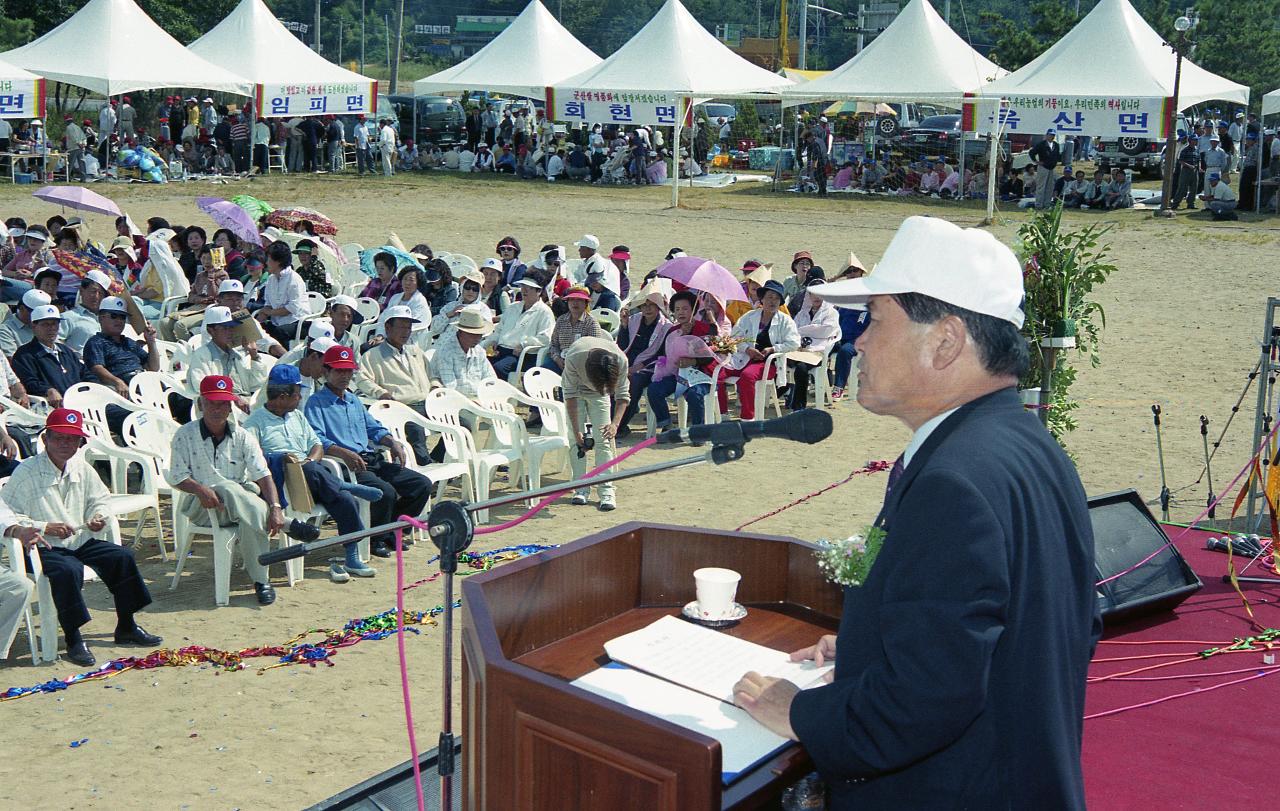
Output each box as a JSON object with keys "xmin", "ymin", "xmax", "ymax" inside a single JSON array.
[
  {"xmin": 0, "ymin": 289, "xmax": 60, "ymax": 358},
  {"xmin": 82, "ymin": 295, "xmax": 157, "ymax": 392},
  {"xmin": 201, "ymin": 97, "xmax": 218, "ymax": 131},
  {"xmin": 325, "ymin": 293, "xmax": 365, "ymax": 349},
  {"xmin": 11, "ymin": 304, "xmax": 82, "ymax": 409},
  {"xmin": 364, "ymin": 305, "xmax": 435, "ymax": 463},
  {"xmin": 62, "ymin": 268, "xmax": 115, "ymax": 356},
  {"xmin": 1202, "ymin": 134, "xmax": 1230, "ymax": 196},
  {"xmin": 1028, "ymin": 129, "xmax": 1062, "ymax": 209},
  {"xmin": 185, "ymin": 306, "xmax": 270, "ymax": 412},
  {"xmin": 734, "ymin": 216, "xmax": 1097, "ymax": 809},
  {"xmin": 574, "ymin": 234, "xmax": 620, "ymax": 295}
]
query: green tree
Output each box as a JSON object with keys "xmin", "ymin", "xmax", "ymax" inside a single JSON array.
[{"xmin": 978, "ymin": 0, "xmax": 1079, "ymax": 69}]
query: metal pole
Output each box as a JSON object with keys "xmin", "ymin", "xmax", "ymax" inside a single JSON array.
[
  {"xmin": 1255, "ymin": 134, "xmax": 1264, "ymax": 213},
  {"xmin": 984, "ymin": 101, "xmax": 1003, "ymax": 224},
  {"xmin": 339, "ymin": 19, "xmax": 343, "ymax": 62},
  {"xmin": 315, "ymin": 0, "xmax": 321, "ymax": 53},
  {"xmin": 799, "ymin": 1, "xmax": 808, "ymax": 69},
  {"xmin": 1246, "ymin": 298, "xmax": 1278, "ymax": 526},
  {"xmin": 361, "ymin": 0, "xmax": 366, "ymax": 74},
  {"xmin": 439, "ymin": 566, "xmax": 455, "ymax": 811},
  {"xmin": 1156, "ymin": 47, "xmax": 1183, "ymax": 217},
  {"xmin": 944, "ymin": 0, "xmax": 952, "ymax": 25},
  {"xmin": 672, "ymin": 97, "xmax": 683, "ymax": 208},
  {"xmin": 856, "ymin": 4, "xmax": 865, "ymax": 54},
  {"xmin": 385, "ymin": 15, "xmax": 391, "ymax": 71}
]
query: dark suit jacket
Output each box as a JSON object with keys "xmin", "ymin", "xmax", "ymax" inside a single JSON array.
[{"xmin": 790, "ymin": 388, "xmax": 1099, "ymax": 809}]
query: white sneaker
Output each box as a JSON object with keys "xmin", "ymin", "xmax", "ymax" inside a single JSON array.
[
  {"xmin": 598, "ymin": 499, "xmax": 617, "ymax": 512},
  {"xmin": 329, "ymin": 562, "xmax": 350, "ymax": 583},
  {"xmin": 571, "ymin": 493, "xmax": 589, "ymax": 506}
]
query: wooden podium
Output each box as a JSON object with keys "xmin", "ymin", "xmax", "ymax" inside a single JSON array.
[{"xmin": 461, "ymin": 522, "xmax": 844, "ymax": 810}]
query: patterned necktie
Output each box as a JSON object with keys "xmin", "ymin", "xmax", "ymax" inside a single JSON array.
[{"xmin": 884, "ymin": 454, "xmax": 905, "ymax": 501}]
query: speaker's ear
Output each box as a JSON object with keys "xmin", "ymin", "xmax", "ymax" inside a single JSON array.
[{"xmin": 1090, "ymin": 490, "xmax": 1202, "ymax": 624}]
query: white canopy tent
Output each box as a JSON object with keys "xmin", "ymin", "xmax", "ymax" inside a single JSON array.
[
  {"xmin": 0, "ymin": 58, "xmax": 45, "ymax": 119},
  {"xmin": 0, "ymin": 0, "xmax": 251, "ymax": 97},
  {"xmin": 1264, "ymin": 89, "xmax": 1280, "ymax": 118},
  {"xmin": 413, "ymin": 1, "xmax": 600, "ymax": 99},
  {"xmin": 979, "ymin": 0, "xmax": 1247, "ymax": 109},
  {"xmin": 553, "ymin": 0, "xmax": 792, "ymax": 205},
  {"xmin": 191, "ymin": 0, "xmax": 376, "ymax": 115},
  {"xmin": 781, "ymin": 0, "xmax": 1004, "ymax": 104},
  {"xmin": 555, "ymin": 0, "xmax": 790, "ymax": 98}
]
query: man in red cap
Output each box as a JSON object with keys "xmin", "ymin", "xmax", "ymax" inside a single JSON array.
[
  {"xmin": 167, "ymin": 375, "xmax": 292, "ymax": 606},
  {"xmin": 303, "ymin": 346, "xmax": 432, "ymax": 557},
  {"xmin": 4, "ymin": 408, "xmax": 160, "ymax": 667}
]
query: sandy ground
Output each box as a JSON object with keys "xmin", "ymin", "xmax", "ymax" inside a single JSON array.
[{"xmin": 0, "ymin": 172, "xmax": 1276, "ymax": 809}]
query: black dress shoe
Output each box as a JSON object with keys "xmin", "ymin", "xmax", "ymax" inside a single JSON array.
[
  {"xmin": 286, "ymin": 519, "xmax": 320, "ymax": 542},
  {"xmin": 371, "ymin": 541, "xmax": 393, "ymax": 558},
  {"xmin": 65, "ymin": 642, "xmax": 95, "ymax": 668},
  {"xmin": 114, "ymin": 625, "xmax": 162, "ymax": 646},
  {"xmin": 255, "ymin": 582, "xmax": 277, "ymax": 606}
]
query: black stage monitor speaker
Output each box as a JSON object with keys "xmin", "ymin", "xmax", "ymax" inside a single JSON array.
[{"xmin": 1090, "ymin": 489, "xmax": 1203, "ymax": 623}]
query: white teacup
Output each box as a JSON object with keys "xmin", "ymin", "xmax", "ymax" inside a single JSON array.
[{"xmin": 693, "ymin": 567, "xmax": 741, "ymax": 619}]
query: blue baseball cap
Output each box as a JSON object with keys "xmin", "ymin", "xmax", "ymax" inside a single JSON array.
[
  {"xmin": 1208, "ymin": 172, "xmax": 1221, "ymax": 181},
  {"xmin": 1045, "ymin": 128, "xmax": 1056, "ymax": 135},
  {"xmin": 268, "ymin": 364, "xmax": 303, "ymax": 386}
]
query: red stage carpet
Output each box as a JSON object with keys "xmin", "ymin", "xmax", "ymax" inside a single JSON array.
[{"xmin": 1084, "ymin": 524, "xmax": 1279, "ymax": 809}]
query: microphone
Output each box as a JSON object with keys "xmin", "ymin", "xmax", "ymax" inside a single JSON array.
[{"xmin": 656, "ymin": 408, "xmax": 834, "ymax": 447}]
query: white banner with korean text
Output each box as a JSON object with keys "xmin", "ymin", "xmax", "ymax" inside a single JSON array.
[
  {"xmin": 964, "ymin": 95, "xmax": 1172, "ymax": 140},
  {"xmin": 255, "ymin": 81, "xmax": 378, "ymax": 119},
  {"xmin": 546, "ymin": 88, "xmax": 693, "ymax": 128},
  {"xmin": 0, "ymin": 77, "xmax": 45, "ymax": 119}
]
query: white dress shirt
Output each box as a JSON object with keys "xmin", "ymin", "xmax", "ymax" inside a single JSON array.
[
  {"xmin": 482, "ymin": 299, "xmax": 555, "ymax": 352},
  {"xmin": 903, "ymin": 408, "xmax": 960, "ymax": 468},
  {"xmin": 2, "ymin": 453, "xmax": 111, "ymax": 551},
  {"xmin": 263, "ymin": 268, "xmax": 308, "ymax": 328}
]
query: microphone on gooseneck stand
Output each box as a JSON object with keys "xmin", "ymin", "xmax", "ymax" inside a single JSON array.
[{"xmin": 655, "ymin": 408, "xmax": 834, "ymax": 447}]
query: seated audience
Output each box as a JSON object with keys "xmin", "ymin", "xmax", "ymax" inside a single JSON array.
[
  {"xmin": 544, "ymin": 287, "xmax": 601, "ymax": 373},
  {"xmin": 483, "ymin": 278, "xmax": 554, "ymax": 379},
  {"xmin": 717, "ymin": 280, "xmax": 800, "ymax": 420},
  {"xmin": 12, "ymin": 303, "xmax": 81, "ymax": 408},
  {"xmin": 245, "ymin": 364, "xmax": 380, "ymax": 583}
]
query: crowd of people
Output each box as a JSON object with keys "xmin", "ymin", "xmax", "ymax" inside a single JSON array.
[{"xmin": 0, "ymin": 206, "xmax": 872, "ymax": 666}]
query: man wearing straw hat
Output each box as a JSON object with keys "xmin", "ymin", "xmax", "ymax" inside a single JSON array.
[{"xmin": 734, "ymin": 216, "xmax": 1097, "ymax": 809}]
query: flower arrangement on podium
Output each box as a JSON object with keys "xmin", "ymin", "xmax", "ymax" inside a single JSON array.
[{"xmin": 814, "ymin": 526, "xmax": 887, "ymax": 587}]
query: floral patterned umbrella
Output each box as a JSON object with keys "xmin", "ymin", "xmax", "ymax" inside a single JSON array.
[
  {"xmin": 51, "ymin": 248, "xmax": 126, "ymax": 295},
  {"xmin": 264, "ymin": 206, "xmax": 338, "ymax": 236}
]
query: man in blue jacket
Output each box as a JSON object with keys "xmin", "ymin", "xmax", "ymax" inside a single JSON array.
[{"xmin": 735, "ymin": 216, "xmax": 1099, "ymax": 809}]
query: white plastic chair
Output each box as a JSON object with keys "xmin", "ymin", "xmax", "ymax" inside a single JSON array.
[
  {"xmin": 422, "ymin": 389, "xmax": 525, "ymax": 524},
  {"xmin": 2, "ymin": 534, "xmax": 43, "ymax": 664},
  {"xmin": 509, "ymin": 346, "xmax": 549, "ymax": 388},
  {"xmin": 355, "ymin": 296, "xmax": 381, "ymax": 324},
  {"xmin": 591, "ymin": 307, "xmax": 621, "ymax": 337},
  {"xmin": 476, "ymin": 378, "xmax": 570, "ymax": 489},
  {"xmin": 149, "ymin": 339, "xmax": 183, "ymax": 373},
  {"xmin": 0, "ymin": 392, "xmax": 49, "ymax": 430},
  {"xmin": 128, "ymin": 371, "xmax": 186, "ymax": 422},
  {"xmin": 521, "ymin": 366, "xmax": 560, "ymax": 403},
  {"xmin": 340, "ymin": 242, "xmax": 365, "ymax": 266},
  {"xmin": 708, "ymin": 352, "xmax": 788, "ymax": 424},
  {"xmin": 170, "ymin": 500, "xmax": 300, "ymax": 606},
  {"xmin": 365, "ymin": 400, "xmax": 474, "ymax": 506}
]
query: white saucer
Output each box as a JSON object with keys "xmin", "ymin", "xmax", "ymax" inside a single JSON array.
[{"xmin": 682, "ymin": 600, "xmax": 747, "ymax": 626}]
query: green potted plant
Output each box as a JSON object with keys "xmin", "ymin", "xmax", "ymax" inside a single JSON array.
[{"xmin": 1016, "ymin": 203, "xmax": 1115, "ymax": 445}]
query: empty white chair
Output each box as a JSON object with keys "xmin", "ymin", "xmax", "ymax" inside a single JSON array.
[
  {"xmin": 2, "ymin": 533, "xmax": 43, "ymax": 664},
  {"xmin": 591, "ymin": 307, "xmax": 621, "ymax": 337},
  {"xmin": 128, "ymin": 371, "xmax": 186, "ymax": 422},
  {"xmin": 355, "ymin": 296, "xmax": 381, "ymax": 325},
  {"xmin": 365, "ymin": 400, "xmax": 474, "ymax": 505},
  {"xmin": 476, "ymin": 378, "xmax": 570, "ymax": 490},
  {"xmin": 422, "ymin": 390, "xmax": 525, "ymax": 524}
]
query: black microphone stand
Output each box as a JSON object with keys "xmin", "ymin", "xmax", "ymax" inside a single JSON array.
[{"xmin": 259, "ymin": 435, "xmax": 752, "ymax": 811}]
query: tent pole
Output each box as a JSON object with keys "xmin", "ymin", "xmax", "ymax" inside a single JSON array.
[
  {"xmin": 983, "ymin": 101, "xmax": 1003, "ymax": 225},
  {"xmin": 672, "ymin": 97, "xmax": 683, "ymax": 208},
  {"xmin": 1255, "ymin": 135, "xmax": 1264, "ymax": 213}
]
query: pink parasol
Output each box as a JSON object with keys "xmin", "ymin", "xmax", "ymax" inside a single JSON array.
[
  {"xmin": 196, "ymin": 197, "xmax": 260, "ymax": 244},
  {"xmin": 33, "ymin": 185, "xmax": 122, "ymax": 217},
  {"xmin": 656, "ymin": 256, "xmax": 748, "ymax": 303}
]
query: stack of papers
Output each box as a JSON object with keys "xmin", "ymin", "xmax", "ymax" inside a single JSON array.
[{"xmin": 603, "ymin": 614, "xmax": 832, "ymax": 703}]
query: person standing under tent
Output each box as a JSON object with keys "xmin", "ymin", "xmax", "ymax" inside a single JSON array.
[
  {"xmin": 62, "ymin": 115, "xmax": 87, "ymax": 182},
  {"xmin": 252, "ymin": 115, "xmax": 270, "ymax": 175},
  {"xmin": 1028, "ymin": 130, "xmax": 1061, "ymax": 210},
  {"xmin": 118, "ymin": 97, "xmax": 136, "ymax": 139},
  {"xmin": 379, "ymin": 119, "xmax": 397, "ymax": 177},
  {"xmin": 98, "ymin": 101, "xmax": 116, "ymax": 168},
  {"xmin": 353, "ymin": 115, "xmax": 371, "ymax": 175}
]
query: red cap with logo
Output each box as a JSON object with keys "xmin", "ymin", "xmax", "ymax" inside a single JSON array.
[
  {"xmin": 323, "ymin": 345, "xmax": 358, "ymax": 370},
  {"xmin": 199, "ymin": 375, "xmax": 237, "ymax": 401},
  {"xmin": 46, "ymin": 408, "xmax": 90, "ymax": 438}
]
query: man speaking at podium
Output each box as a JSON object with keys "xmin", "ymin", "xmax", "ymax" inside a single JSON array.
[{"xmin": 734, "ymin": 217, "xmax": 1099, "ymax": 809}]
